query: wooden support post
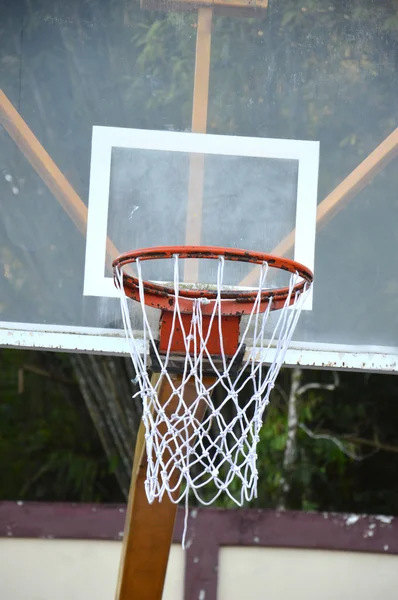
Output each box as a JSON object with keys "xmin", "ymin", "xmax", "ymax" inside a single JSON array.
[
  {"xmin": 191, "ymin": 7, "xmax": 213, "ymax": 135},
  {"xmin": 184, "ymin": 7, "xmax": 213, "ymax": 281},
  {"xmin": 0, "ymin": 89, "xmax": 121, "ymax": 271},
  {"xmin": 115, "ymin": 374, "xmax": 213, "ymax": 600},
  {"xmin": 239, "ymin": 127, "xmax": 398, "ymax": 287}
]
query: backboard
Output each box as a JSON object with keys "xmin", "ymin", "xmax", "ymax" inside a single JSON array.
[{"xmin": 1, "ymin": 0, "xmax": 398, "ymax": 372}]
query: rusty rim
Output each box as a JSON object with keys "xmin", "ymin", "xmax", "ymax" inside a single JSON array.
[{"xmin": 112, "ymin": 246, "xmax": 313, "ymax": 315}]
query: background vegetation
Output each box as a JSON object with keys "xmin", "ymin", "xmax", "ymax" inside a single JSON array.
[{"xmin": 2, "ymin": 347, "xmax": 398, "ymax": 517}]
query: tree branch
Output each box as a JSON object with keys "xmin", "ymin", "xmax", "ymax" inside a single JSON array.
[
  {"xmin": 18, "ymin": 364, "xmax": 77, "ymax": 394},
  {"xmin": 298, "ymin": 423, "xmax": 379, "ymax": 461},
  {"xmin": 338, "ymin": 434, "xmax": 398, "ymax": 455},
  {"xmin": 297, "ymin": 372, "xmax": 339, "ymax": 397},
  {"xmin": 279, "ymin": 367, "xmax": 302, "ymax": 509}
]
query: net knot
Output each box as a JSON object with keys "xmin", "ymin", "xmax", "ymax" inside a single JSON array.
[{"xmin": 142, "ymin": 388, "xmax": 156, "ymax": 400}]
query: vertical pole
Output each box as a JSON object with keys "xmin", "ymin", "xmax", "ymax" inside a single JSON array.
[
  {"xmin": 184, "ymin": 7, "xmax": 213, "ymax": 280},
  {"xmin": 191, "ymin": 7, "xmax": 213, "ymax": 134}
]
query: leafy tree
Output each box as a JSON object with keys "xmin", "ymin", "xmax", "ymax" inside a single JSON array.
[{"xmin": 0, "ymin": 348, "xmax": 123, "ymax": 502}]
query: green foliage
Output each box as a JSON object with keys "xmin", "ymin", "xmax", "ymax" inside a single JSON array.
[
  {"xmin": 253, "ymin": 369, "xmax": 398, "ymax": 515},
  {"xmin": 2, "ymin": 354, "xmax": 398, "ymax": 515},
  {"xmin": 0, "ymin": 349, "xmax": 123, "ymax": 502}
]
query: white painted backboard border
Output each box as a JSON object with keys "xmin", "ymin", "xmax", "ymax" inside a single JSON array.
[{"xmin": 83, "ymin": 127, "xmax": 319, "ymax": 310}]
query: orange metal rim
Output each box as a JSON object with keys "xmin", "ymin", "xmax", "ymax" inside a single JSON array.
[{"xmin": 112, "ymin": 245, "xmax": 313, "ymax": 315}]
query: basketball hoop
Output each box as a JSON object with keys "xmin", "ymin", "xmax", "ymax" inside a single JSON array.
[{"xmin": 113, "ymin": 246, "xmax": 312, "ymax": 543}]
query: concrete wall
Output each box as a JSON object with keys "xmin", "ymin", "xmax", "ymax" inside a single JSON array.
[
  {"xmin": 1, "ymin": 503, "xmax": 397, "ymax": 599},
  {"xmin": 0, "ymin": 538, "xmax": 184, "ymax": 600},
  {"xmin": 218, "ymin": 546, "xmax": 398, "ymax": 600},
  {"xmin": 1, "ymin": 538, "xmax": 398, "ymax": 600}
]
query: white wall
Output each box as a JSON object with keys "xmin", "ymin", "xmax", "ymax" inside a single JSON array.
[
  {"xmin": 1, "ymin": 538, "xmax": 398, "ymax": 600},
  {"xmin": 0, "ymin": 539, "xmax": 184, "ymax": 600},
  {"xmin": 218, "ymin": 546, "xmax": 398, "ymax": 600}
]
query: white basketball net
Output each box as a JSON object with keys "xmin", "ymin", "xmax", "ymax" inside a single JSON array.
[{"xmin": 115, "ymin": 254, "xmax": 310, "ymax": 545}]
